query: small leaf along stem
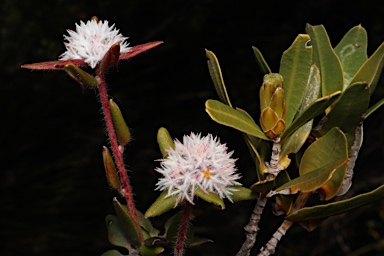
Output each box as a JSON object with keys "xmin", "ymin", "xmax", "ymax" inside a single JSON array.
[
  {"xmin": 96, "ymin": 70, "xmax": 144, "ymax": 244},
  {"xmin": 174, "ymin": 202, "xmax": 193, "ymax": 256}
]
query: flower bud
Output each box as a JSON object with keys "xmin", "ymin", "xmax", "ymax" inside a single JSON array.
[{"xmin": 259, "ymin": 73, "xmax": 286, "ymax": 139}]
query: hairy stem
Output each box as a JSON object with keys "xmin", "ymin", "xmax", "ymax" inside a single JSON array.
[
  {"xmin": 96, "ymin": 71, "xmax": 143, "ymax": 243},
  {"xmin": 175, "ymin": 202, "xmax": 192, "ymax": 256}
]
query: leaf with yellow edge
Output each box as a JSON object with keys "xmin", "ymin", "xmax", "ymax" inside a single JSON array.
[
  {"xmin": 206, "ymin": 99, "xmax": 268, "ymax": 140},
  {"xmin": 287, "ymin": 184, "xmax": 384, "ymax": 222},
  {"xmin": 252, "ymin": 46, "xmax": 272, "ymax": 74},
  {"xmin": 274, "ymin": 159, "xmax": 348, "ymax": 195},
  {"xmin": 206, "ymin": 50, "xmax": 232, "ymax": 106}
]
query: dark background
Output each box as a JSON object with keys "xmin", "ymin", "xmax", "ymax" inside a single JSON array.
[{"xmin": 2, "ymin": 0, "xmax": 384, "ymax": 255}]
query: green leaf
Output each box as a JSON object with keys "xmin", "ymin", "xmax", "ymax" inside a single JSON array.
[
  {"xmin": 64, "ymin": 63, "xmax": 98, "ymax": 87},
  {"xmin": 315, "ymin": 82, "xmax": 370, "ymax": 141},
  {"xmin": 206, "ymin": 50, "xmax": 232, "ymax": 106},
  {"xmin": 110, "ymin": 99, "xmax": 131, "ymax": 147},
  {"xmin": 145, "ymin": 190, "xmax": 179, "ymax": 218},
  {"xmin": 102, "ymin": 146, "xmax": 120, "ymax": 191},
  {"xmin": 113, "ymin": 198, "xmax": 142, "ymax": 247},
  {"xmin": 286, "ymin": 183, "xmax": 384, "ymax": 221},
  {"xmin": 205, "ymin": 99, "xmax": 268, "ymax": 140},
  {"xmin": 252, "ymin": 46, "xmax": 272, "ymax": 74},
  {"xmin": 349, "ymin": 42, "xmax": 384, "ymax": 95},
  {"xmin": 334, "ymin": 25, "xmax": 368, "ymax": 88},
  {"xmin": 274, "ymin": 159, "xmax": 347, "ymax": 195},
  {"xmin": 195, "ymin": 188, "xmax": 225, "ymax": 209},
  {"xmin": 280, "ymin": 34, "xmax": 313, "ymax": 126},
  {"xmin": 365, "ymin": 97, "xmax": 384, "ymax": 119},
  {"xmin": 139, "ymin": 244, "xmax": 164, "ymax": 256},
  {"xmin": 157, "ymin": 127, "xmax": 175, "ymax": 157},
  {"xmin": 280, "ymin": 91, "xmax": 341, "ymax": 141},
  {"xmin": 280, "ymin": 64, "xmax": 320, "ymax": 158},
  {"xmin": 137, "ymin": 210, "xmax": 160, "ymax": 237},
  {"xmin": 306, "ymin": 24, "xmax": 344, "ymax": 96},
  {"xmin": 187, "ymin": 237, "xmax": 213, "ymax": 247},
  {"xmin": 101, "ymin": 250, "xmax": 124, "ymax": 256},
  {"xmin": 243, "ymin": 134, "xmax": 269, "ymax": 180},
  {"xmin": 105, "ymin": 214, "xmax": 131, "ymax": 249},
  {"xmin": 299, "ymin": 127, "xmax": 348, "ymax": 200},
  {"xmin": 164, "ymin": 211, "xmax": 194, "ymax": 244},
  {"xmin": 230, "ymin": 186, "xmax": 258, "ymax": 202}
]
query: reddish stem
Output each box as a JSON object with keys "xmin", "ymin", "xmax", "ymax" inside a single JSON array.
[
  {"xmin": 96, "ymin": 71, "xmax": 143, "ymax": 244},
  {"xmin": 174, "ymin": 202, "xmax": 192, "ymax": 256}
]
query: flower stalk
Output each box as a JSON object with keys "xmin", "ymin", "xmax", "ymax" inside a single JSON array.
[{"xmin": 174, "ymin": 202, "xmax": 193, "ymax": 256}]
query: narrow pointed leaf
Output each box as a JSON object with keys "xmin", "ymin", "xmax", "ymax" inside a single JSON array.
[
  {"xmin": 119, "ymin": 41, "xmax": 163, "ymax": 60},
  {"xmin": 349, "ymin": 42, "xmax": 384, "ymax": 95},
  {"xmin": 64, "ymin": 64, "xmax": 98, "ymax": 87},
  {"xmin": 252, "ymin": 46, "xmax": 272, "ymax": 74},
  {"xmin": 206, "ymin": 50, "xmax": 232, "ymax": 106},
  {"xmin": 145, "ymin": 190, "xmax": 179, "ymax": 218},
  {"xmin": 280, "ymin": 64, "xmax": 320, "ymax": 157},
  {"xmin": 157, "ymin": 127, "xmax": 174, "ymax": 157},
  {"xmin": 21, "ymin": 59, "xmax": 87, "ymax": 70},
  {"xmin": 105, "ymin": 214, "xmax": 131, "ymax": 249},
  {"xmin": 280, "ymin": 34, "xmax": 313, "ymax": 126},
  {"xmin": 280, "ymin": 91, "xmax": 341, "ymax": 141},
  {"xmin": 306, "ymin": 24, "xmax": 344, "ymax": 95},
  {"xmin": 230, "ymin": 186, "xmax": 258, "ymax": 202},
  {"xmin": 206, "ymin": 99, "xmax": 268, "ymax": 140},
  {"xmin": 195, "ymin": 188, "xmax": 225, "ymax": 209},
  {"xmin": 102, "ymin": 146, "xmax": 120, "ymax": 191},
  {"xmin": 334, "ymin": 25, "xmax": 368, "ymax": 88},
  {"xmin": 113, "ymin": 198, "xmax": 142, "ymax": 247},
  {"xmin": 110, "ymin": 99, "xmax": 131, "ymax": 147},
  {"xmin": 365, "ymin": 97, "xmax": 384, "ymax": 119},
  {"xmin": 287, "ymin": 184, "xmax": 384, "ymax": 221}
]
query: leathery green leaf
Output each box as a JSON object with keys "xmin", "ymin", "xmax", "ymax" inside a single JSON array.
[
  {"xmin": 349, "ymin": 42, "xmax": 384, "ymax": 95},
  {"xmin": 300, "ymin": 127, "xmax": 348, "ymax": 176},
  {"xmin": 145, "ymin": 190, "xmax": 179, "ymax": 218},
  {"xmin": 280, "ymin": 91, "xmax": 340, "ymax": 141},
  {"xmin": 230, "ymin": 186, "xmax": 258, "ymax": 202},
  {"xmin": 205, "ymin": 99, "xmax": 268, "ymax": 140},
  {"xmin": 102, "ymin": 146, "xmax": 120, "ymax": 191},
  {"xmin": 252, "ymin": 46, "xmax": 272, "ymax": 74},
  {"xmin": 157, "ymin": 127, "xmax": 175, "ymax": 157},
  {"xmin": 280, "ymin": 64, "xmax": 320, "ymax": 158},
  {"xmin": 195, "ymin": 188, "xmax": 225, "ymax": 209},
  {"xmin": 105, "ymin": 214, "xmax": 131, "ymax": 249},
  {"xmin": 165, "ymin": 211, "xmax": 194, "ymax": 244},
  {"xmin": 334, "ymin": 25, "xmax": 368, "ymax": 88},
  {"xmin": 315, "ymin": 82, "xmax": 370, "ymax": 138},
  {"xmin": 287, "ymin": 183, "xmax": 384, "ymax": 222},
  {"xmin": 279, "ymin": 34, "xmax": 312, "ymax": 126},
  {"xmin": 299, "ymin": 127, "xmax": 348, "ymax": 199},
  {"xmin": 306, "ymin": 24, "xmax": 344, "ymax": 96},
  {"xmin": 274, "ymin": 159, "xmax": 347, "ymax": 195},
  {"xmin": 206, "ymin": 50, "xmax": 232, "ymax": 106},
  {"xmin": 113, "ymin": 198, "xmax": 142, "ymax": 247}
]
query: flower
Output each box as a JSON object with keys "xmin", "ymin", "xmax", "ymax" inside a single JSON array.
[
  {"xmin": 155, "ymin": 133, "xmax": 241, "ymax": 205},
  {"xmin": 59, "ymin": 18, "xmax": 131, "ymax": 68}
]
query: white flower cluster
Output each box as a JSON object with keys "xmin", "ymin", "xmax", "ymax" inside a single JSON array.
[
  {"xmin": 59, "ymin": 19, "xmax": 130, "ymax": 68},
  {"xmin": 155, "ymin": 133, "xmax": 241, "ymax": 205}
]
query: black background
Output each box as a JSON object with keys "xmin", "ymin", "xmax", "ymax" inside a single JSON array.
[{"xmin": 2, "ymin": 0, "xmax": 384, "ymax": 255}]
